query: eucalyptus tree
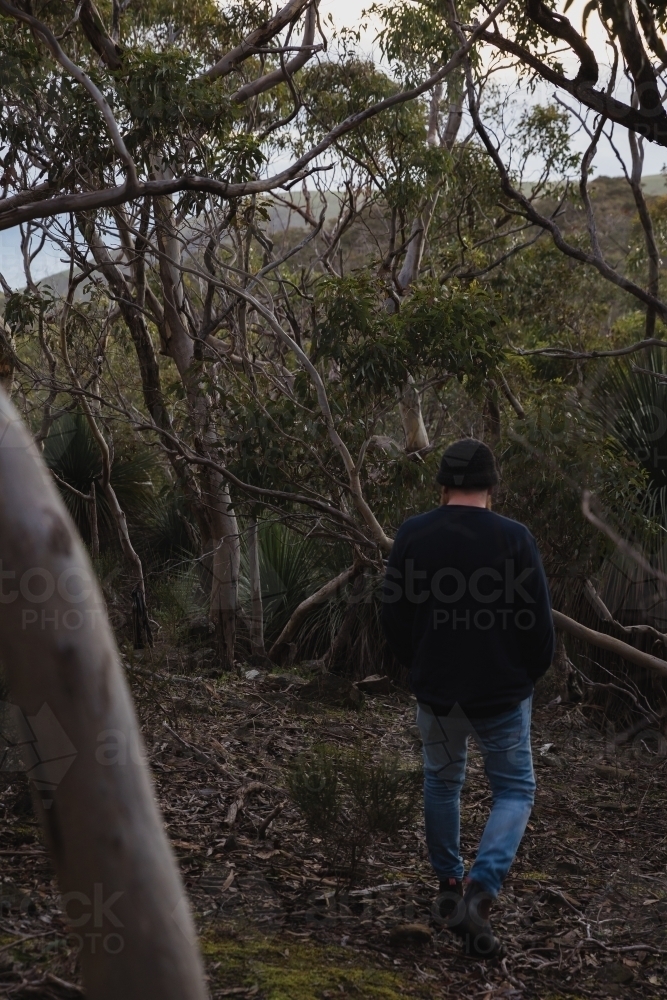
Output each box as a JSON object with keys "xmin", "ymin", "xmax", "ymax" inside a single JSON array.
[
  {"xmin": 446, "ymin": 0, "xmax": 667, "ymax": 348},
  {"xmin": 0, "ymin": 0, "xmax": 519, "ymax": 667},
  {"xmin": 5, "ymin": 0, "xmax": 666, "ymax": 658},
  {"xmin": 0, "ymin": 13, "xmax": 525, "ymax": 987},
  {"xmin": 3, "ymin": 2, "xmax": 667, "ymax": 994}
]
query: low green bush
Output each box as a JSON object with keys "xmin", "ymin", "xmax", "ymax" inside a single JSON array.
[{"xmin": 288, "ymin": 743, "xmax": 421, "ymax": 880}]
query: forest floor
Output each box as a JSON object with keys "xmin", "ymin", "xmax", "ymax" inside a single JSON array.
[{"xmin": 1, "ymin": 645, "xmax": 667, "ymax": 1000}]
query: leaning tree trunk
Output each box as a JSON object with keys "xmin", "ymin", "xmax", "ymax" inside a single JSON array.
[{"xmin": 0, "ymin": 388, "xmax": 207, "ymax": 1000}]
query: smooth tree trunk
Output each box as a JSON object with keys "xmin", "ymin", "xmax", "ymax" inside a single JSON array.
[
  {"xmin": 0, "ymin": 388, "xmax": 207, "ymax": 1000},
  {"xmin": 398, "ymin": 375, "xmax": 429, "ymax": 453},
  {"xmin": 390, "ymin": 81, "xmax": 465, "ymax": 454},
  {"xmin": 247, "ymin": 513, "xmax": 265, "ymax": 657},
  {"xmin": 147, "ymin": 195, "xmax": 241, "ymax": 667},
  {"xmin": 207, "ymin": 476, "xmax": 240, "ymax": 671}
]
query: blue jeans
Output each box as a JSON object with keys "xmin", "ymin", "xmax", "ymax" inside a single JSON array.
[{"xmin": 416, "ymin": 697, "xmax": 535, "ymax": 897}]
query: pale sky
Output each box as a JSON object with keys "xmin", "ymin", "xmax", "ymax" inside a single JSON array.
[
  {"xmin": 504, "ymin": 0, "xmax": 667, "ymax": 178},
  {"xmin": 322, "ymin": 0, "xmax": 667, "ymax": 179},
  {"xmin": 2, "ymin": 1, "xmax": 666, "ymax": 288}
]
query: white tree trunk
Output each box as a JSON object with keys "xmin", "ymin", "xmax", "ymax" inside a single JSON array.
[
  {"xmin": 0, "ymin": 388, "xmax": 207, "ymax": 1000},
  {"xmin": 208, "ymin": 476, "xmax": 240, "ymax": 670},
  {"xmin": 147, "ymin": 195, "xmax": 240, "ymax": 665},
  {"xmin": 398, "ymin": 375, "xmax": 429, "ymax": 453},
  {"xmin": 393, "ymin": 81, "xmax": 465, "ymax": 455}
]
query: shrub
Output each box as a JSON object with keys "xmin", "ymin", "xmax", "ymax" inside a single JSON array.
[
  {"xmin": 288, "ymin": 744, "xmax": 421, "ymax": 880},
  {"xmin": 287, "ymin": 744, "xmax": 341, "ymax": 837}
]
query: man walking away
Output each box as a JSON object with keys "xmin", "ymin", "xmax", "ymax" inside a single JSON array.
[{"xmin": 382, "ymin": 439, "xmax": 554, "ymax": 958}]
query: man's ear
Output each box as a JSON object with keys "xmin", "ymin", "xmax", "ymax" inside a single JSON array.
[
  {"xmin": 441, "ymin": 486, "xmax": 449, "ymax": 505},
  {"xmin": 486, "ymin": 491, "xmax": 493, "ymax": 510}
]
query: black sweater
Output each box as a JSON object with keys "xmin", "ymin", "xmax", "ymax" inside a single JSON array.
[{"xmin": 381, "ymin": 505, "xmax": 555, "ymax": 716}]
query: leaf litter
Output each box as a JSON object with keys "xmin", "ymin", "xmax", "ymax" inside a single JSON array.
[{"xmin": 1, "ymin": 653, "xmax": 666, "ymax": 999}]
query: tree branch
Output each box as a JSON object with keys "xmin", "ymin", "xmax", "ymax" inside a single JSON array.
[
  {"xmin": 476, "ymin": 26, "xmax": 667, "ymax": 144},
  {"xmin": 582, "ymin": 490, "xmax": 667, "ymax": 588},
  {"xmin": 512, "ymin": 337, "xmax": 667, "ymax": 359},
  {"xmin": 553, "ymin": 609, "xmax": 667, "ymax": 677},
  {"xmin": 229, "ymin": 4, "xmax": 320, "ymax": 103},
  {"xmin": 0, "ymin": 0, "xmax": 138, "ymax": 185},
  {"xmin": 215, "ymin": 278, "xmax": 393, "ymax": 550},
  {"xmin": 464, "ymin": 60, "xmax": 667, "ymax": 319},
  {"xmin": 199, "ymin": 0, "xmax": 312, "ymax": 82},
  {"xmin": 79, "ymin": 0, "xmax": 123, "ymax": 69},
  {"xmin": 603, "ymin": 0, "xmax": 665, "ymax": 126},
  {"xmin": 0, "ymin": 0, "xmax": 512, "ymax": 231}
]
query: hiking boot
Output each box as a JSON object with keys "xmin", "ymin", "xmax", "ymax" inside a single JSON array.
[
  {"xmin": 450, "ymin": 879, "xmax": 504, "ymax": 959},
  {"xmin": 434, "ymin": 877, "xmax": 464, "ymax": 924}
]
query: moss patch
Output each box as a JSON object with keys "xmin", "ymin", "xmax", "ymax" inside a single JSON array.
[{"xmin": 202, "ymin": 933, "xmax": 425, "ymax": 1000}]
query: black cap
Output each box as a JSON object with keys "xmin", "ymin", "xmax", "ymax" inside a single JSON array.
[{"xmin": 436, "ymin": 438, "xmax": 499, "ymax": 489}]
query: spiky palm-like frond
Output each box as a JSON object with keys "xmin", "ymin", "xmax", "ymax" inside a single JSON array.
[
  {"xmin": 44, "ymin": 413, "xmax": 158, "ymax": 544},
  {"xmin": 596, "ymin": 350, "xmax": 667, "ymax": 519},
  {"xmin": 139, "ymin": 487, "xmax": 200, "ymax": 569},
  {"xmin": 238, "ymin": 521, "xmax": 345, "ymax": 642}
]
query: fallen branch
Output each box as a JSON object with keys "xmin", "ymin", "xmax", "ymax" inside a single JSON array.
[
  {"xmin": 268, "ymin": 564, "xmax": 361, "ymax": 660},
  {"xmin": 258, "ymin": 801, "xmax": 286, "ymax": 838},
  {"xmin": 613, "ymin": 706, "xmax": 667, "ymax": 745},
  {"xmin": 552, "ymin": 609, "xmax": 667, "ymax": 677},
  {"xmin": 583, "ymin": 938, "xmax": 667, "ymax": 956},
  {"xmin": 163, "ymin": 721, "xmax": 230, "ymax": 777},
  {"xmin": 225, "ymin": 781, "xmax": 266, "ymax": 826},
  {"xmin": 0, "ymin": 930, "xmax": 59, "ymax": 954},
  {"xmin": 584, "ymin": 578, "xmax": 667, "ymax": 647}
]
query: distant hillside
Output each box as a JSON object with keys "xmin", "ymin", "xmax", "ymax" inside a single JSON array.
[
  {"xmin": 2, "ymin": 176, "xmax": 666, "ymax": 294},
  {"xmin": 640, "ymin": 173, "xmax": 667, "ymax": 196}
]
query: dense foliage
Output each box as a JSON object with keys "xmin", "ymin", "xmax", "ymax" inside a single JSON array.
[{"xmin": 1, "ymin": 0, "xmax": 667, "ymax": 707}]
